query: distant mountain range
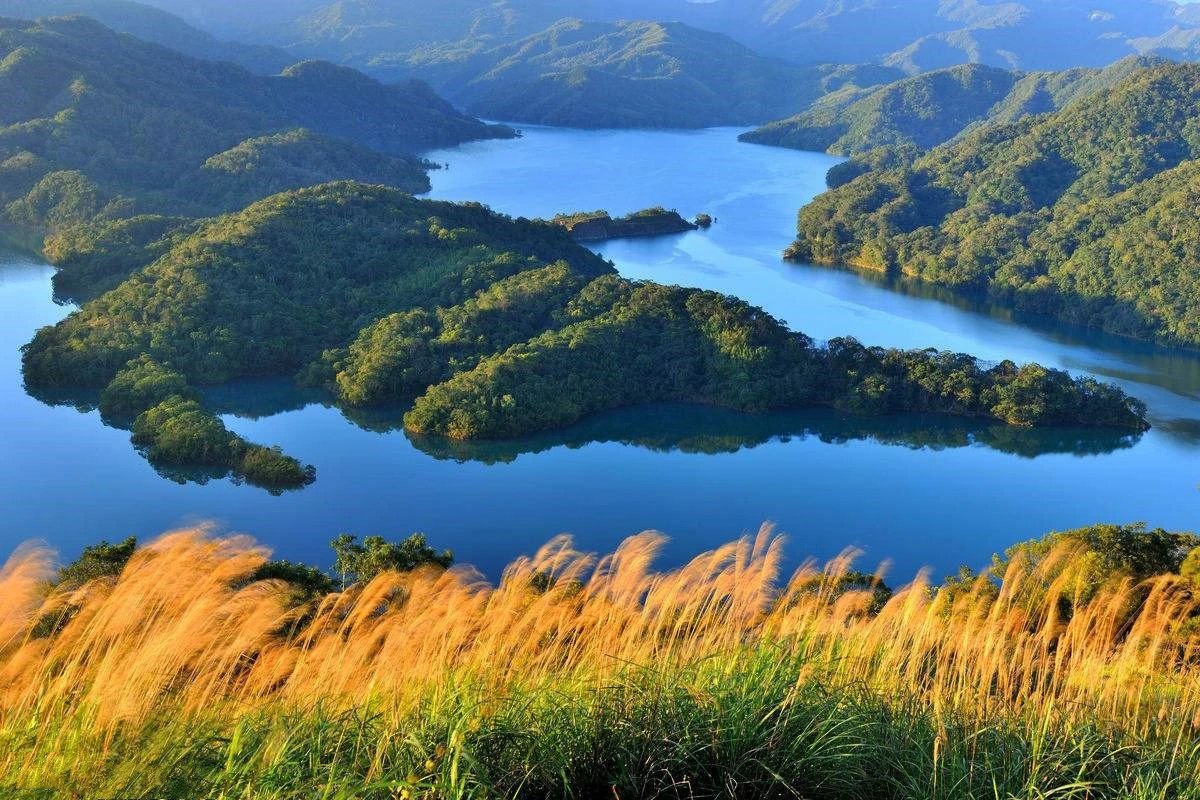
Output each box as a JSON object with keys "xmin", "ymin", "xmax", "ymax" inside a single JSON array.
[
  {"xmin": 134, "ymin": 0, "xmax": 1200, "ymax": 73},
  {"xmin": 10, "ymin": 1, "xmax": 1199, "ymax": 130},
  {"xmin": 396, "ymin": 19, "xmax": 902, "ymax": 128}
]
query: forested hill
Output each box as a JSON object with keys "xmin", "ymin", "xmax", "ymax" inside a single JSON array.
[
  {"xmin": 395, "ymin": 19, "xmax": 902, "ymax": 129},
  {"xmin": 22, "ymin": 182, "xmax": 1147, "ymax": 488},
  {"xmin": 789, "ymin": 61, "xmax": 1200, "ymax": 349},
  {"xmin": 740, "ymin": 57, "xmax": 1167, "ymax": 156},
  {"xmin": 0, "ymin": 0, "xmax": 294, "ymax": 72},
  {"xmin": 0, "ymin": 16, "xmax": 512, "ymax": 240}
]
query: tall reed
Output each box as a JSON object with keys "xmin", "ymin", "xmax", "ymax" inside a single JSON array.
[{"xmin": 2, "ymin": 525, "xmax": 1198, "ymax": 798}]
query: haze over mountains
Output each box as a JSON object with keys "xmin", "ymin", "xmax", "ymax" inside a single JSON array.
[
  {"xmin": 137, "ymin": 0, "xmax": 1200, "ymax": 73},
  {"xmin": 7, "ymin": 1, "xmax": 1200, "ymax": 131},
  {"xmin": 399, "ymin": 19, "xmax": 901, "ymax": 128},
  {"xmin": 0, "ymin": 0, "xmax": 294, "ymax": 72}
]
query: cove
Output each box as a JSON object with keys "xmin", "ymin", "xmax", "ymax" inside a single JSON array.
[{"xmin": 1, "ymin": 126, "xmax": 1197, "ymax": 581}]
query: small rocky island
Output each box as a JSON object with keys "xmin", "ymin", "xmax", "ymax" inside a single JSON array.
[{"xmin": 552, "ymin": 207, "xmax": 708, "ymax": 242}]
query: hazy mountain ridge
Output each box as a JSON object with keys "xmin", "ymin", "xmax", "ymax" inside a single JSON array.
[
  {"xmin": 396, "ymin": 18, "xmax": 903, "ymax": 128},
  {"xmin": 0, "ymin": 0, "xmax": 296, "ymax": 72},
  {"xmin": 131, "ymin": 0, "xmax": 1200, "ymax": 74}
]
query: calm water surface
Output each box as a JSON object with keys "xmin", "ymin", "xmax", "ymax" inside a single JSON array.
[{"xmin": 2, "ymin": 126, "xmax": 1198, "ymax": 581}]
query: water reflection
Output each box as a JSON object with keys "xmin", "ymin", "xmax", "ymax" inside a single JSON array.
[
  {"xmin": 821, "ymin": 263, "xmax": 1200, "ymax": 405},
  {"xmin": 6, "ymin": 123, "xmax": 1200, "ymax": 579},
  {"xmin": 403, "ymin": 406, "xmax": 1142, "ymax": 464},
  {"xmin": 204, "ymin": 380, "xmax": 1143, "ymax": 467},
  {"xmin": 20, "ymin": 362, "xmax": 1147, "ymax": 490}
]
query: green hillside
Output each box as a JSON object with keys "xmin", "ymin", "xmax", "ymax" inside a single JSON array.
[
  {"xmin": 742, "ymin": 64, "xmax": 1020, "ymax": 155},
  {"xmin": 0, "ymin": 0, "xmax": 295, "ymax": 72},
  {"xmin": 741, "ymin": 58, "xmax": 1166, "ymax": 156},
  {"xmin": 789, "ymin": 61, "xmax": 1200, "ymax": 348},
  {"xmin": 400, "ymin": 19, "xmax": 902, "ymax": 128},
  {"xmin": 0, "ymin": 16, "xmax": 512, "ymax": 241}
]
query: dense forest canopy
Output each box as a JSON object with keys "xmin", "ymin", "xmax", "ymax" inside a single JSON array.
[
  {"xmin": 788, "ymin": 61, "xmax": 1200, "ymax": 349},
  {"xmin": 740, "ymin": 57, "xmax": 1167, "ymax": 156},
  {"xmin": 0, "ymin": 16, "xmax": 511, "ymax": 244},
  {"xmin": 22, "ymin": 182, "xmax": 1148, "ymax": 488},
  {"xmin": 384, "ymin": 19, "xmax": 902, "ymax": 129}
]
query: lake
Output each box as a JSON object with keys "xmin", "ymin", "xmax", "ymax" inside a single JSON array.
[{"xmin": 2, "ymin": 125, "xmax": 1198, "ymax": 582}]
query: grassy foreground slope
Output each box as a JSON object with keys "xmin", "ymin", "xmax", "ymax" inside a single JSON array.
[
  {"xmin": 21, "ymin": 182, "xmax": 1147, "ymax": 487},
  {"xmin": 789, "ymin": 61, "xmax": 1200, "ymax": 348},
  {"xmin": 2, "ymin": 522, "xmax": 1199, "ymax": 797}
]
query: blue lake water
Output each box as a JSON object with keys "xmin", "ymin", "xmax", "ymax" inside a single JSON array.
[{"xmin": 2, "ymin": 125, "xmax": 1198, "ymax": 582}]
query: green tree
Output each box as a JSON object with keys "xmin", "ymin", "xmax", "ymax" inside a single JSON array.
[
  {"xmin": 56, "ymin": 536, "xmax": 138, "ymax": 588},
  {"xmin": 331, "ymin": 533, "xmax": 454, "ymax": 587},
  {"xmin": 1181, "ymin": 546, "xmax": 1200, "ymax": 583},
  {"xmin": 994, "ymin": 523, "xmax": 1200, "ymax": 607},
  {"xmin": 245, "ymin": 560, "xmax": 338, "ymax": 602}
]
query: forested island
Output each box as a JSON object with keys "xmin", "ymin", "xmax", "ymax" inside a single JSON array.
[
  {"xmin": 551, "ymin": 207, "xmax": 699, "ymax": 242},
  {"xmin": 788, "ymin": 61, "xmax": 1200, "ymax": 349},
  {"xmin": 22, "ymin": 182, "xmax": 1147, "ymax": 488},
  {"xmin": 0, "ymin": 11, "xmax": 1163, "ymax": 492}
]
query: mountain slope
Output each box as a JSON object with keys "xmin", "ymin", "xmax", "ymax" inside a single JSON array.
[
  {"xmin": 0, "ymin": 0, "xmax": 295, "ymax": 72},
  {"xmin": 742, "ymin": 64, "xmax": 1020, "ymax": 154},
  {"xmin": 401, "ymin": 19, "xmax": 902, "ymax": 128},
  {"xmin": 741, "ymin": 57, "xmax": 1167, "ymax": 156},
  {"xmin": 680, "ymin": 0, "xmax": 1193, "ymax": 71},
  {"xmin": 0, "ymin": 16, "xmax": 512, "ymax": 237},
  {"xmin": 788, "ymin": 61, "xmax": 1200, "ymax": 347}
]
